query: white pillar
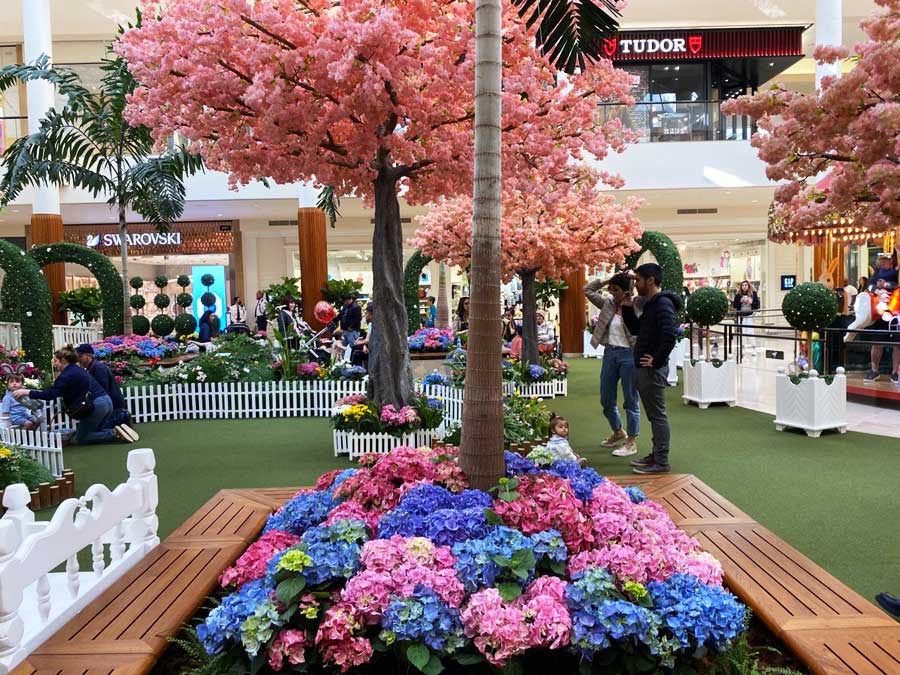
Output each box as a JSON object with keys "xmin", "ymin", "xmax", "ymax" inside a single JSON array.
[
  {"xmin": 815, "ymin": 0, "xmax": 842, "ymax": 91},
  {"xmin": 22, "ymin": 0, "xmax": 60, "ymax": 215}
]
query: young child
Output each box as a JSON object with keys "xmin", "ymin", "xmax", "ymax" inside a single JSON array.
[
  {"xmin": 2, "ymin": 374, "xmax": 44, "ymax": 430},
  {"xmin": 545, "ymin": 413, "xmax": 586, "ymax": 465}
]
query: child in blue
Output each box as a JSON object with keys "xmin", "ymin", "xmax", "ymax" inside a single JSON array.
[{"xmin": 2, "ymin": 373, "xmax": 44, "ymax": 430}]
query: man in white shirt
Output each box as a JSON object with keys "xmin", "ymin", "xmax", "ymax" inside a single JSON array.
[{"xmin": 253, "ymin": 291, "xmax": 268, "ymax": 333}]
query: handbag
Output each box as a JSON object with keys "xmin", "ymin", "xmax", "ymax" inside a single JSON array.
[{"xmin": 66, "ymin": 390, "xmax": 95, "ymax": 421}]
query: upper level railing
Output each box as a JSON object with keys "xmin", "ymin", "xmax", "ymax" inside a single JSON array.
[
  {"xmin": 0, "ymin": 116, "xmax": 27, "ymax": 153},
  {"xmin": 598, "ymin": 100, "xmax": 756, "ymax": 143}
]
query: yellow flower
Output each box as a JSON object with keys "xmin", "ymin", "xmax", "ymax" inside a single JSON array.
[
  {"xmin": 0, "ymin": 446, "xmax": 12, "ymax": 459},
  {"xmin": 277, "ymin": 549, "xmax": 313, "ymax": 572},
  {"xmin": 16, "ymin": 350, "xmax": 24, "ymax": 357}
]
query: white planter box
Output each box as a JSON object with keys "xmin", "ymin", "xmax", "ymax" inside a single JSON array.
[
  {"xmin": 583, "ymin": 331, "xmax": 604, "ymax": 359},
  {"xmin": 682, "ymin": 358, "xmax": 737, "ymax": 409},
  {"xmin": 554, "ymin": 378, "xmax": 568, "ymax": 396},
  {"xmin": 502, "ymin": 381, "xmax": 557, "ymax": 399},
  {"xmin": 667, "ymin": 351, "xmax": 679, "ymax": 387},
  {"xmin": 333, "ymin": 425, "xmax": 445, "ymax": 460},
  {"xmin": 774, "ymin": 368, "xmax": 848, "ymax": 438}
]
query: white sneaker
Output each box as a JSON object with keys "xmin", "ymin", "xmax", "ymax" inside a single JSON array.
[
  {"xmin": 600, "ymin": 432, "xmax": 626, "ymax": 448},
  {"xmin": 612, "ymin": 439, "xmax": 638, "ymax": 457}
]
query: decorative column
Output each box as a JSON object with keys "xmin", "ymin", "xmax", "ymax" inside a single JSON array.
[
  {"xmin": 297, "ymin": 207, "xmax": 328, "ymax": 329},
  {"xmin": 23, "ymin": 0, "xmax": 66, "ymax": 324},
  {"xmin": 815, "ymin": 0, "xmax": 842, "ymax": 90},
  {"xmin": 559, "ymin": 267, "xmax": 586, "ymax": 357}
]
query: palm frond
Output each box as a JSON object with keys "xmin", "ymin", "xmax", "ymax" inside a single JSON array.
[
  {"xmin": 0, "ymin": 56, "xmax": 97, "ymax": 115},
  {"xmin": 124, "ymin": 149, "xmax": 203, "ymax": 228},
  {"xmin": 511, "ymin": 0, "xmax": 620, "ymax": 73},
  {"xmin": 317, "ymin": 185, "xmax": 341, "ymax": 227}
]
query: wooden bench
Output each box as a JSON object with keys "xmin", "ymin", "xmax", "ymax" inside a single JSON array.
[{"xmin": 12, "ymin": 476, "xmax": 900, "ymax": 674}]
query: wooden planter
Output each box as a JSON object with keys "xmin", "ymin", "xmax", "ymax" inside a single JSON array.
[
  {"xmin": 682, "ymin": 358, "xmax": 737, "ymax": 409},
  {"xmin": 0, "ymin": 469, "xmax": 76, "ymax": 513},
  {"xmin": 774, "ymin": 368, "xmax": 848, "ymax": 438}
]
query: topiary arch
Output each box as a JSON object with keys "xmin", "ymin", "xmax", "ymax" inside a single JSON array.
[
  {"xmin": 403, "ymin": 250, "xmax": 432, "ymax": 334},
  {"xmin": 3, "ymin": 243, "xmax": 124, "ymax": 337},
  {"xmin": 624, "ymin": 231, "xmax": 684, "ymax": 295},
  {"xmin": 0, "ymin": 240, "xmax": 53, "ymax": 371}
]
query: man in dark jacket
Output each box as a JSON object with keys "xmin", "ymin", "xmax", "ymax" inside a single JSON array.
[
  {"xmin": 334, "ymin": 295, "xmax": 362, "ymax": 347},
  {"xmin": 621, "ymin": 263, "xmax": 682, "ymax": 475},
  {"xmin": 75, "ymin": 344, "xmax": 136, "ymax": 437}
]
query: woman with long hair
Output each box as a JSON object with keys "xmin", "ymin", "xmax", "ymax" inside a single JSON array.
[{"xmin": 452, "ymin": 296, "xmax": 470, "ymax": 332}]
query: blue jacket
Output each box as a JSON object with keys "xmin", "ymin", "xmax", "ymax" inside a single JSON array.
[
  {"xmin": 29, "ymin": 363, "xmax": 108, "ymax": 410},
  {"xmin": 86, "ymin": 359, "xmax": 126, "ymax": 410}
]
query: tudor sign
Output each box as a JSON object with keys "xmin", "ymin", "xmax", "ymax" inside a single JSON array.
[{"xmin": 602, "ymin": 27, "xmax": 805, "ymax": 62}]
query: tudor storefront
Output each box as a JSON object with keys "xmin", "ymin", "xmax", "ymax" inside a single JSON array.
[{"xmin": 600, "ymin": 26, "xmax": 805, "ymax": 142}]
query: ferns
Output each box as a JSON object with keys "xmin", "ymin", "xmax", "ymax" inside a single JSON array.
[{"xmin": 706, "ymin": 615, "xmax": 807, "ymax": 675}]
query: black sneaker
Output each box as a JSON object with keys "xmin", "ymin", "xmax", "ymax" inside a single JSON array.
[
  {"xmin": 629, "ymin": 454, "xmax": 655, "ymax": 468},
  {"xmin": 864, "ymin": 370, "xmax": 881, "ymax": 382},
  {"xmin": 875, "ymin": 592, "xmax": 900, "ymax": 617},
  {"xmin": 892, "ymin": 373, "xmax": 899, "ymax": 385},
  {"xmin": 632, "ymin": 463, "xmax": 671, "ymax": 475}
]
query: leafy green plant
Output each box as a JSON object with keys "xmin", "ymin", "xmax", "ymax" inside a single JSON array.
[
  {"xmin": 200, "ymin": 292, "xmax": 217, "ymax": 309},
  {"xmin": 704, "ymin": 617, "xmax": 805, "ymax": 675},
  {"xmin": 132, "ymin": 315, "xmax": 150, "ymax": 336},
  {"xmin": 0, "ymin": 241, "xmax": 52, "ymax": 370},
  {"xmin": 57, "ymin": 287, "xmax": 103, "ymax": 325},
  {"xmin": 165, "ymin": 623, "xmax": 242, "ymax": 675},
  {"xmin": 404, "ymin": 250, "xmax": 432, "ymax": 333},
  {"xmin": 130, "ymin": 294, "xmax": 146, "ymax": 310},
  {"xmin": 687, "ymin": 286, "xmax": 729, "ymax": 360},
  {"xmin": 129, "ymin": 276, "xmax": 144, "ymax": 290},
  {"xmin": 535, "ymin": 278, "xmax": 568, "ymax": 309},
  {"xmin": 263, "ymin": 277, "xmax": 302, "ymax": 319},
  {"xmin": 176, "ymin": 274, "xmax": 191, "ymax": 289},
  {"xmin": 625, "ymin": 231, "xmax": 684, "ymax": 297},
  {"xmin": 177, "ymin": 292, "xmax": 193, "ymax": 308},
  {"xmin": 201, "ymin": 273, "xmax": 216, "ymax": 288},
  {"xmin": 317, "ymin": 185, "xmax": 342, "ymax": 227},
  {"xmin": 0, "ymin": 445, "xmax": 53, "ymax": 491},
  {"xmin": 322, "ymin": 278, "xmax": 363, "ymax": 305},
  {"xmin": 782, "ymin": 282, "xmax": 837, "ymax": 332},
  {"xmin": 174, "ymin": 313, "xmax": 198, "ymax": 337},
  {"xmin": 154, "ymin": 293, "xmax": 171, "ymax": 310},
  {"xmin": 151, "ymin": 314, "xmax": 175, "ymax": 337},
  {"xmin": 154, "ymin": 275, "xmax": 169, "ymax": 289}
]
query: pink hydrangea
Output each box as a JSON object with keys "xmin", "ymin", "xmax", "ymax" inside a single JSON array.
[
  {"xmin": 325, "ymin": 500, "xmax": 381, "ymax": 530},
  {"xmin": 219, "ymin": 529, "xmax": 300, "ymax": 588},
  {"xmin": 315, "ymin": 603, "xmax": 373, "ymax": 672},
  {"xmin": 316, "ymin": 469, "xmax": 348, "ymax": 491},
  {"xmin": 267, "ymin": 629, "xmax": 308, "ymax": 671}
]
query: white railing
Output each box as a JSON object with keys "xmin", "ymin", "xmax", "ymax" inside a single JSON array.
[
  {"xmin": 333, "ymin": 425, "xmax": 446, "ymax": 460},
  {"xmin": 416, "ymin": 383, "xmax": 463, "ymax": 427},
  {"xmin": 0, "ymin": 322, "xmax": 102, "ymax": 352},
  {"xmin": 0, "ymin": 428, "xmax": 64, "ymax": 478},
  {"xmin": 0, "ymin": 448, "xmax": 158, "ymax": 675},
  {"xmin": 503, "ymin": 380, "xmax": 559, "ymax": 399}
]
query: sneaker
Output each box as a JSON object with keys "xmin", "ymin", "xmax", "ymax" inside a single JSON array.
[
  {"xmin": 864, "ymin": 370, "xmax": 881, "ymax": 382},
  {"xmin": 892, "ymin": 373, "xmax": 899, "ymax": 385},
  {"xmin": 629, "ymin": 453, "xmax": 655, "ymax": 468},
  {"xmin": 600, "ymin": 431, "xmax": 626, "ymax": 448},
  {"xmin": 875, "ymin": 592, "xmax": 900, "ymax": 617},
  {"xmin": 115, "ymin": 425, "xmax": 140, "ymax": 443},
  {"xmin": 632, "ymin": 463, "xmax": 671, "ymax": 475},
  {"xmin": 612, "ymin": 439, "xmax": 638, "ymax": 457}
]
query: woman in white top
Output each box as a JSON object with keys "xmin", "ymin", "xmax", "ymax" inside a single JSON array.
[{"xmin": 584, "ymin": 272, "xmax": 640, "ymax": 457}]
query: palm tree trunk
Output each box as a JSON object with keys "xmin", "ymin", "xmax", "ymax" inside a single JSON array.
[
  {"xmin": 519, "ymin": 268, "xmax": 539, "ymax": 365},
  {"xmin": 120, "ymin": 203, "xmax": 132, "ymax": 336},
  {"xmin": 459, "ymin": 0, "xmax": 504, "ymax": 491},
  {"xmin": 436, "ymin": 262, "xmax": 450, "ymax": 329}
]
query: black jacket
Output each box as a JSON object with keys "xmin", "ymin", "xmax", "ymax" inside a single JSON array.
[
  {"xmin": 337, "ymin": 303, "xmax": 362, "ymax": 332},
  {"xmin": 732, "ymin": 291, "xmax": 760, "ymax": 315},
  {"xmin": 29, "ymin": 363, "xmax": 108, "ymax": 410},
  {"xmin": 622, "ymin": 290, "xmax": 682, "ymax": 368},
  {"xmin": 86, "ymin": 359, "xmax": 127, "ymax": 411}
]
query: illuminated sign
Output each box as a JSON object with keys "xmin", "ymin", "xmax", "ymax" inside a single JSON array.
[
  {"xmin": 781, "ymin": 275, "xmax": 797, "ymax": 291},
  {"xmin": 603, "ymin": 27, "xmax": 805, "ymax": 62},
  {"xmin": 86, "ymin": 232, "xmax": 182, "ymax": 248}
]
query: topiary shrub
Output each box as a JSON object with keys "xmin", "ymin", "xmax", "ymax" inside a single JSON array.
[
  {"xmin": 782, "ymin": 282, "xmax": 838, "ymax": 332},
  {"xmin": 176, "ymin": 274, "xmax": 191, "ymax": 288},
  {"xmin": 686, "ymin": 287, "xmax": 729, "ymax": 327},
  {"xmin": 174, "ymin": 312, "xmax": 197, "ymax": 336},
  {"xmin": 403, "ymin": 250, "xmax": 432, "ymax": 334},
  {"xmin": 201, "ymin": 273, "xmax": 215, "ymax": 288},
  {"xmin": 200, "ymin": 292, "xmax": 217, "ymax": 308},
  {"xmin": 0, "ymin": 240, "xmax": 52, "ymax": 371},
  {"xmin": 625, "ymin": 231, "xmax": 684, "ymax": 297},
  {"xmin": 130, "ymin": 276, "xmax": 144, "ymax": 290},
  {"xmin": 176, "ymin": 292, "xmax": 193, "ymax": 308},
  {"xmin": 130, "ymin": 294, "xmax": 146, "ymax": 310},
  {"xmin": 151, "ymin": 314, "xmax": 175, "ymax": 337},
  {"xmin": 132, "ymin": 315, "xmax": 150, "ymax": 336},
  {"xmin": 154, "ymin": 275, "xmax": 169, "ymax": 289},
  {"xmin": 154, "ymin": 293, "xmax": 171, "ymax": 310}
]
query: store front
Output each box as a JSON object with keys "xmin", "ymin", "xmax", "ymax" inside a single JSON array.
[{"xmin": 600, "ymin": 26, "xmax": 805, "ymax": 142}]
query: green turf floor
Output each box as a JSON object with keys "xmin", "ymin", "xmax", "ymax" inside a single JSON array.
[{"xmin": 58, "ymin": 358, "xmax": 899, "ymax": 604}]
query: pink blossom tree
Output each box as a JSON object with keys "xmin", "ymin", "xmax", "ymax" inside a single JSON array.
[
  {"xmin": 414, "ymin": 179, "xmax": 642, "ymax": 364},
  {"xmin": 117, "ymin": 0, "xmax": 634, "ymax": 407},
  {"xmin": 721, "ymin": 0, "xmax": 900, "ymax": 237}
]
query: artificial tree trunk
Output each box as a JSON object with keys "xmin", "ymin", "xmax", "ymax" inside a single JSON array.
[
  {"xmin": 436, "ymin": 262, "xmax": 450, "ymax": 329},
  {"xmin": 518, "ymin": 268, "xmax": 540, "ymax": 365},
  {"xmin": 119, "ymin": 203, "xmax": 133, "ymax": 335},
  {"xmin": 368, "ymin": 169, "xmax": 414, "ymax": 407},
  {"xmin": 459, "ymin": 0, "xmax": 505, "ymax": 491}
]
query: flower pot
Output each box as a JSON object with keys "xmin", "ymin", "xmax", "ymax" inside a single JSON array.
[
  {"xmin": 774, "ymin": 368, "xmax": 847, "ymax": 438},
  {"xmin": 682, "ymin": 358, "xmax": 737, "ymax": 409}
]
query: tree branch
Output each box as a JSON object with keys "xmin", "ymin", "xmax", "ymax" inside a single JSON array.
[{"xmin": 239, "ymin": 15, "xmax": 299, "ymax": 50}]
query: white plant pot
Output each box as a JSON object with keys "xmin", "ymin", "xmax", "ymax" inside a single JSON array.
[
  {"xmin": 682, "ymin": 358, "xmax": 737, "ymax": 409},
  {"xmin": 667, "ymin": 351, "xmax": 679, "ymax": 387},
  {"xmin": 671, "ymin": 340, "xmax": 687, "ymax": 369},
  {"xmin": 333, "ymin": 424, "xmax": 445, "ymax": 460},
  {"xmin": 774, "ymin": 368, "xmax": 847, "ymax": 438},
  {"xmin": 583, "ymin": 331, "xmax": 604, "ymax": 359}
]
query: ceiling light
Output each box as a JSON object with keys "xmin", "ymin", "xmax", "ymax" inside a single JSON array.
[
  {"xmin": 725, "ymin": 191, "xmax": 732, "ymax": 195},
  {"xmin": 752, "ymin": 199, "xmax": 759, "ymax": 203},
  {"xmin": 216, "ymin": 213, "xmax": 223, "ymax": 217},
  {"xmin": 664, "ymin": 66, "xmax": 669, "ymax": 71},
  {"xmin": 10, "ymin": 209, "xmax": 19, "ymax": 213},
  {"xmin": 674, "ymin": 78, "xmax": 679, "ymax": 81},
  {"xmin": 769, "ymin": 62, "xmax": 774, "ymax": 66},
  {"xmin": 674, "ymin": 66, "xmax": 680, "ymax": 71}
]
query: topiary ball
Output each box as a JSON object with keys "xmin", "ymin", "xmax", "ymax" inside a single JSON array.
[
  {"xmin": 686, "ymin": 287, "xmax": 728, "ymax": 327},
  {"xmin": 129, "ymin": 276, "xmax": 144, "ymax": 290},
  {"xmin": 200, "ymin": 292, "xmax": 217, "ymax": 308},
  {"xmin": 176, "ymin": 292, "xmax": 193, "ymax": 308},
  {"xmin": 174, "ymin": 312, "xmax": 197, "ymax": 336},
  {"xmin": 154, "ymin": 293, "xmax": 171, "ymax": 309},
  {"xmin": 151, "ymin": 314, "xmax": 175, "ymax": 337},
  {"xmin": 130, "ymin": 294, "xmax": 146, "ymax": 310},
  {"xmin": 176, "ymin": 274, "xmax": 191, "ymax": 288},
  {"xmin": 201, "ymin": 273, "xmax": 215, "ymax": 288},
  {"xmin": 782, "ymin": 282, "xmax": 838, "ymax": 331},
  {"xmin": 132, "ymin": 315, "xmax": 150, "ymax": 336},
  {"xmin": 154, "ymin": 275, "xmax": 169, "ymax": 289}
]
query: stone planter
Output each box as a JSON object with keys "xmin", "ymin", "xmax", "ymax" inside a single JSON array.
[
  {"xmin": 682, "ymin": 358, "xmax": 737, "ymax": 409},
  {"xmin": 774, "ymin": 368, "xmax": 847, "ymax": 438}
]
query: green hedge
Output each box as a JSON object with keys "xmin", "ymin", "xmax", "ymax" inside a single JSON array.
[
  {"xmin": 686, "ymin": 287, "xmax": 729, "ymax": 327},
  {"xmin": 625, "ymin": 231, "xmax": 684, "ymax": 295},
  {"xmin": 151, "ymin": 314, "xmax": 175, "ymax": 337},
  {"xmin": 132, "ymin": 315, "xmax": 150, "ymax": 335},
  {"xmin": 783, "ymin": 282, "xmax": 838, "ymax": 331},
  {"xmin": 0, "ymin": 240, "xmax": 53, "ymax": 371},
  {"xmin": 404, "ymin": 250, "xmax": 432, "ymax": 334}
]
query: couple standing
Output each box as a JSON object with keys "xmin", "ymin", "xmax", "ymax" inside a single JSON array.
[{"xmin": 585, "ymin": 263, "xmax": 682, "ymax": 475}]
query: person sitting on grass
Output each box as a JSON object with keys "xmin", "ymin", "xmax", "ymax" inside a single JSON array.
[
  {"xmin": 1, "ymin": 373, "xmax": 44, "ymax": 430},
  {"xmin": 545, "ymin": 414, "xmax": 586, "ymax": 465}
]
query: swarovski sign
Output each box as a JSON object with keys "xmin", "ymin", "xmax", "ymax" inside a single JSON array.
[{"xmin": 85, "ymin": 232, "xmax": 182, "ymax": 248}]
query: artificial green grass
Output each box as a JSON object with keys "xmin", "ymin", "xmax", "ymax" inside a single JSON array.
[{"xmin": 58, "ymin": 358, "xmax": 899, "ymax": 604}]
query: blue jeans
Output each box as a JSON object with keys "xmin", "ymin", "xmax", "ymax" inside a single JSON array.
[
  {"xmin": 76, "ymin": 394, "xmax": 117, "ymax": 444},
  {"xmin": 600, "ymin": 346, "xmax": 640, "ymax": 438},
  {"xmin": 342, "ymin": 330, "xmax": 360, "ymax": 347}
]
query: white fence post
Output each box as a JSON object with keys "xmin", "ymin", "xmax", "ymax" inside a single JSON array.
[{"xmin": 126, "ymin": 448, "xmax": 159, "ymax": 550}]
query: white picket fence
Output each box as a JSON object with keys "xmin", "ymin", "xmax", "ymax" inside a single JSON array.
[
  {"xmin": 0, "ymin": 322, "xmax": 102, "ymax": 352},
  {"xmin": 333, "ymin": 425, "xmax": 446, "ymax": 460},
  {"xmin": 0, "ymin": 428, "xmax": 64, "ymax": 478},
  {"xmin": 502, "ymin": 380, "xmax": 560, "ymax": 399},
  {"xmin": 0, "ymin": 448, "xmax": 158, "ymax": 675},
  {"xmin": 416, "ymin": 383, "xmax": 464, "ymax": 427}
]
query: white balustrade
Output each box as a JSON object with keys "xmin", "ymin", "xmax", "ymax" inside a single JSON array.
[
  {"xmin": 0, "ymin": 428, "xmax": 64, "ymax": 478},
  {"xmin": 0, "ymin": 322, "xmax": 101, "ymax": 352},
  {"xmin": 0, "ymin": 448, "xmax": 158, "ymax": 674}
]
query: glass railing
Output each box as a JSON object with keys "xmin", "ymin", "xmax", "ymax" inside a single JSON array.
[
  {"xmin": 0, "ymin": 116, "xmax": 27, "ymax": 153},
  {"xmin": 598, "ymin": 100, "xmax": 756, "ymax": 143}
]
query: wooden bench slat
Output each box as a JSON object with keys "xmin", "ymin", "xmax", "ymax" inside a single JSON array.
[{"xmin": 782, "ymin": 627, "xmax": 900, "ymax": 675}]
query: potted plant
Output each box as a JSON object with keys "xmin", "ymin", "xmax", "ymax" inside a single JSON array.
[
  {"xmin": 682, "ymin": 287, "xmax": 735, "ymax": 408},
  {"xmin": 57, "ymin": 287, "xmax": 103, "ymax": 326},
  {"xmin": 331, "ymin": 394, "xmax": 445, "ymax": 459},
  {"xmin": 775, "ymin": 282, "xmax": 844, "ymax": 437}
]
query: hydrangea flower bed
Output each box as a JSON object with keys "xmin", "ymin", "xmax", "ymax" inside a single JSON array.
[
  {"xmin": 198, "ymin": 446, "xmax": 745, "ymax": 673},
  {"xmin": 332, "ymin": 395, "xmax": 444, "ymax": 437},
  {"xmin": 409, "ymin": 328, "xmax": 457, "ymax": 353}
]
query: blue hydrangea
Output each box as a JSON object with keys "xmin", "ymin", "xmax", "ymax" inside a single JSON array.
[
  {"xmin": 528, "ymin": 364, "xmax": 546, "ymax": 381},
  {"xmin": 624, "ymin": 486, "xmax": 647, "ymax": 504},
  {"xmin": 452, "ymin": 526, "xmax": 536, "ymax": 592},
  {"xmin": 426, "ymin": 397, "xmax": 443, "ymax": 410},
  {"xmin": 647, "ymin": 574, "xmax": 746, "ymax": 650},
  {"xmin": 452, "ymin": 489, "xmax": 493, "ymax": 510},
  {"xmin": 266, "ymin": 519, "xmax": 368, "ymax": 587},
  {"xmin": 197, "ymin": 578, "xmax": 273, "ymax": 655},
  {"xmin": 547, "ymin": 461, "xmax": 605, "ymax": 501},
  {"xmin": 262, "ymin": 490, "xmax": 335, "ymax": 536},
  {"xmin": 423, "ymin": 372, "xmax": 447, "ymax": 386},
  {"xmin": 425, "ymin": 507, "xmax": 492, "ymax": 546},
  {"xmin": 380, "ymin": 585, "xmax": 466, "ymax": 653},
  {"xmin": 530, "ymin": 529, "xmax": 568, "ymax": 566},
  {"xmin": 504, "ymin": 451, "xmax": 538, "ymax": 477}
]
